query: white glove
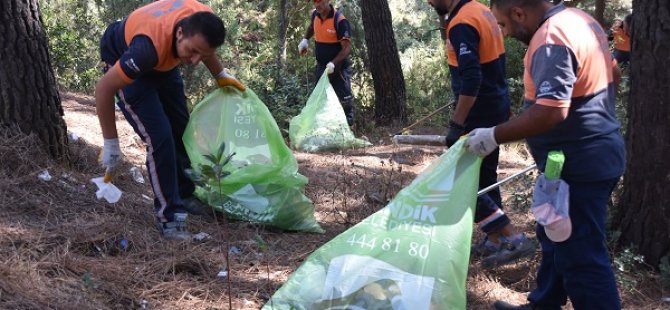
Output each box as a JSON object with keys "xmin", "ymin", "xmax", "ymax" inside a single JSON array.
[
  {"xmin": 326, "ymin": 62, "xmax": 335, "ymax": 74},
  {"xmin": 101, "ymin": 138, "xmax": 123, "ymax": 169},
  {"xmin": 298, "ymin": 38, "xmax": 309, "ymax": 55},
  {"xmin": 465, "ymin": 127, "xmax": 498, "ymax": 156}
]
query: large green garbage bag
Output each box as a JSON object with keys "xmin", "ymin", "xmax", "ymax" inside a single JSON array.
[
  {"xmin": 263, "ymin": 140, "xmax": 481, "ymax": 309},
  {"xmin": 289, "ymin": 72, "xmax": 371, "ymax": 152},
  {"xmin": 183, "ymin": 88, "xmax": 324, "ymax": 233}
]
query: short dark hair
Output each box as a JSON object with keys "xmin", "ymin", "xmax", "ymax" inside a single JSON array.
[
  {"xmin": 178, "ymin": 11, "xmax": 226, "ymax": 48},
  {"xmin": 490, "ymin": 0, "xmax": 544, "ymax": 12}
]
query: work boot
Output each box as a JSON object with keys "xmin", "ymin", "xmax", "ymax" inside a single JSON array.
[
  {"xmin": 481, "ymin": 234, "xmax": 536, "ymax": 268},
  {"xmin": 183, "ymin": 196, "xmax": 215, "ymax": 219},
  {"xmin": 158, "ymin": 213, "xmax": 192, "ymax": 241},
  {"xmin": 493, "ymin": 301, "xmax": 557, "ymax": 310}
]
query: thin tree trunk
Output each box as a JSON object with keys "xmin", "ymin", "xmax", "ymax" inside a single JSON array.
[
  {"xmin": 613, "ymin": 0, "xmax": 670, "ymax": 268},
  {"xmin": 276, "ymin": 0, "xmax": 288, "ymax": 76},
  {"xmin": 359, "ymin": 0, "xmax": 407, "ymax": 126},
  {"xmin": 594, "ymin": 0, "xmax": 606, "ymax": 27},
  {"xmin": 0, "ymin": 0, "xmax": 69, "ymax": 160}
]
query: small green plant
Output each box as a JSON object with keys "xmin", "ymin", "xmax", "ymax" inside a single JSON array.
[
  {"xmin": 186, "ymin": 143, "xmax": 236, "ymax": 213},
  {"xmin": 185, "ymin": 142, "xmax": 235, "ymax": 309},
  {"xmin": 613, "ymin": 246, "xmax": 645, "ymax": 292},
  {"xmin": 255, "ymin": 233, "xmax": 269, "ymax": 252},
  {"xmin": 82, "ymin": 271, "xmax": 100, "ymax": 289}
]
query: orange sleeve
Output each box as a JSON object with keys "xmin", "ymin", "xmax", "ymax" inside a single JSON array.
[{"xmin": 113, "ymin": 61, "xmax": 134, "ymax": 83}]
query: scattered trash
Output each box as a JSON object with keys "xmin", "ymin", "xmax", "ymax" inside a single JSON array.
[
  {"xmin": 141, "ymin": 194, "xmax": 152, "ymax": 201},
  {"xmin": 216, "ymin": 270, "xmax": 228, "ymax": 278},
  {"xmin": 91, "ymin": 169, "xmax": 122, "ymax": 203},
  {"xmin": 38, "ymin": 170, "xmax": 52, "ymax": 181},
  {"xmin": 61, "ymin": 173, "xmax": 79, "ymax": 183},
  {"xmin": 366, "ymin": 192, "xmax": 385, "ymax": 204},
  {"xmin": 67, "ymin": 132, "xmax": 79, "ymax": 143},
  {"xmin": 192, "ymin": 232, "xmax": 211, "ymax": 242},
  {"xmin": 120, "ymin": 239, "xmax": 128, "ymax": 251},
  {"xmin": 229, "ymin": 246, "xmax": 241, "ymax": 255},
  {"xmin": 662, "ymin": 297, "xmax": 670, "ymax": 303},
  {"xmin": 129, "ymin": 166, "xmax": 145, "ymax": 184},
  {"xmin": 140, "ymin": 299, "xmax": 150, "ymax": 309}
]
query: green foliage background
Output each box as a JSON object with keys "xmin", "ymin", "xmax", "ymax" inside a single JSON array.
[{"xmin": 41, "ymin": 0, "xmax": 630, "ymax": 130}]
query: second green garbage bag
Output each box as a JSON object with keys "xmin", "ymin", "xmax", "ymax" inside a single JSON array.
[
  {"xmin": 263, "ymin": 140, "xmax": 482, "ymax": 309},
  {"xmin": 183, "ymin": 87, "xmax": 323, "ymax": 233},
  {"xmin": 289, "ymin": 72, "xmax": 371, "ymax": 152}
]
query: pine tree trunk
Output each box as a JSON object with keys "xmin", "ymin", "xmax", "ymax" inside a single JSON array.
[
  {"xmin": 276, "ymin": 0, "xmax": 289, "ymax": 75},
  {"xmin": 359, "ymin": 0, "xmax": 407, "ymax": 126},
  {"xmin": 613, "ymin": 0, "xmax": 670, "ymax": 267},
  {"xmin": 0, "ymin": 0, "xmax": 69, "ymax": 160},
  {"xmin": 594, "ymin": 0, "xmax": 606, "ymax": 27}
]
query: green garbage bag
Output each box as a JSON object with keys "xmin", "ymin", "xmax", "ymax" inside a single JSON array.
[
  {"xmin": 183, "ymin": 88, "xmax": 324, "ymax": 233},
  {"xmin": 263, "ymin": 140, "xmax": 481, "ymax": 309},
  {"xmin": 289, "ymin": 72, "xmax": 371, "ymax": 152}
]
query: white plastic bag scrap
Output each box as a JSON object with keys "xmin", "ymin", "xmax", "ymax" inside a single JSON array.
[
  {"xmin": 38, "ymin": 170, "xmax": 52, "ymax": 181},
  {"xmin": 129, "ymin": 166, "xmax": 145, "ymax": 184},
  {"xmin": 91, "ymin": 176, "xmax": 122, "ymax": 203}
]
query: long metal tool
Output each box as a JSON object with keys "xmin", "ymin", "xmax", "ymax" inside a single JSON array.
[
  {"xmin": 305, "ymin": 56, "xmax": 309, "ymax": 86},
  {"xmin": 392, "ymin": 101, "xmax": 454, "ymax": 136},
  {"xmin": 477, "ymin": 164, "xmax": 537, "ymax": 196}
]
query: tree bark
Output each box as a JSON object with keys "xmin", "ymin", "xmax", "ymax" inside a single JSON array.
[
  {"xmin": 613, "ymin": 0, "xmax": 670, "ymax": 268},
  {"xmin": 0, "ymin": 0, "xmax": 69, "ymax": 160},
  {"xmin": 276, "ymin": 0, "xmax": 289, "ymax": 75},
  {"xmin": 359, "ymin": 0, "xmax": 407, "ymax": 126},
  {"xmin": 594, "ymin": 0, "xmax": 606, "ymax": 27}
]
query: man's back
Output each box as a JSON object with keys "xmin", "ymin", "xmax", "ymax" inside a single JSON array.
[
  {"xmin": 445, "ymin": 0, "xmax": 509, "ymax": 118},
  {"xmin": 523, "ymin": 5, "xmax": 624, "ymax": 181}
]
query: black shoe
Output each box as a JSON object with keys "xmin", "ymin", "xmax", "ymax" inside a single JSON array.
[
  {"xmin": 493, "ymin": 301, "xmax": 556, "ymax": 310},
  {"xmin": 183, "ymin": 196, "xmax": 215, "ymax": 219},
  {"xmin": 481, "ymin": 234, "xmax": 536, "ymax": 269}
]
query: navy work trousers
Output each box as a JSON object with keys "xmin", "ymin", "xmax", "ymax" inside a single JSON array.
[
  {"xmin": 114, "ymin": 68, "xmax": 194, "ymax": 223},
  {"xmin": 464, "ymin": 108, "xmax": 510, "ymax": 234},
  {"xmin": 529, "ymin": 177, "xmax": 621, "ymax": 309}
]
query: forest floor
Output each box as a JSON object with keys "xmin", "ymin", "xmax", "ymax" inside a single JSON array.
[{"xmin": 0, "ymin": 91, "xmax": 667, "ymax": 309}]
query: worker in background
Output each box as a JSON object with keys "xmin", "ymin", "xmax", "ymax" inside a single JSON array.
[
  {"xmin": 427, "ymin": 0, "xmax": 536, "ymax": 269},
  {"xmin": 298, "ymin": 0, "xmax": 355, "ymax": 127},
  {"xmin": 610, "ymin": 14, "xmax": 632, "ymax": 67}
]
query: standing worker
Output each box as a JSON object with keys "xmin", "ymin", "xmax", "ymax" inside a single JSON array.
[
  {"xmin": 298, "ymin": 0, "xmax": 355, "ymax": 127},
  {"xmin": 427, "ymin": 0, "xmax": 536, "ymax": 268},
  {"xmin": 96, "ymin": 0, "xmax": 245, "ymax": 241},
  {"xmin": 468, "ymin": 0, "xmax": 625, "ymax": 308},
  {"xmin": 610, "ymin": 14, "xmax": 632, "ymax": 67}
]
